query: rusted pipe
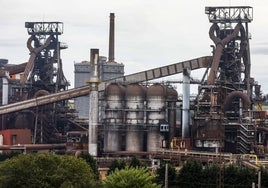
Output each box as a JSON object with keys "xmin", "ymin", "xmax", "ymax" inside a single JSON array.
[
  {"xmin": 21, "ymin": 35, "xmax": 53, "ymax": 85},
  {"xmin": 33, "ymin": 90, "xmax": 50, "ymax": 98},
  {"xmin": 0, "ymin": 144, "xmax": 66, "ymax": 150},
  {"xmin": 207, "ymin": 23, "xmax": 242, "ymax": 85},
  {"xmin": 222, "ymin": 90, "xmax": 250, "ymax": 113}
]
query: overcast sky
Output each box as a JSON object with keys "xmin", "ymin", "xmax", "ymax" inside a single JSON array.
[{"xmin": 1, "ymin": 0, "xmax": 268, "ymax": 94}]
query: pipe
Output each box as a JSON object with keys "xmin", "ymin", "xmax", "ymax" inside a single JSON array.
[
  {"xmin": 88, "ymin": 49, "xmax": 100, "ymax": 156},
  {"xmin": 0, "ymin": 56, "xmax": 211, "ymax": 115},
  {"xmin": 207, "ymin": 23, "xmax": 242, "ymax": 85},
  {"xmin": 182, "ymin": 68, "xmax": 191, "ymax": 138},
  {"xmin": 2, "ymin": 76, "xmax": 8, "ymax": 105},
  {"xmin": 21, "ymin": 35, "xmax": 53, "ymax": 85},
  {"xmin": 0, "ymin": 143, "xmax": 65, "ymax": 150},
  {"xmin": 222, "ymin": 90, "xmax": 250, "ymax": 113},
  {"xmin": 108, "ymin": 13, "xmax": 115, "ymax": 62},
  {"xmin": 33, "ymin": 90, "xmax": 50, "ymax": 98}
]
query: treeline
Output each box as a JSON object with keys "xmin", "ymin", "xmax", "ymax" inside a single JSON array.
[
  {"xmin": 0, "ymin": 152, "xmax": 268, "ymax": 187},
  {"xmin": 158, "ymin": 160, "xmax": 268, "ymax": 188}
]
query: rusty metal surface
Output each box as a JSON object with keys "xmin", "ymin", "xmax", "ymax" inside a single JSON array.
[
  {"xmin": 4, "ymin": 63, "xmax": 27, "ymax": 75},
  {"xmin": 0, "ymin": 143, "xmax": 65, "ymax": 150},
  {"xmin": 20, "ymin": 35, "xmax": 53, "ymax": 84},
  {"xmin": 206, "ymin": 23, "xmax": 242, "ymax": 85},
  {"xmin": 222, "ymin": 90, "xmax": 251, "ymax": 112}
]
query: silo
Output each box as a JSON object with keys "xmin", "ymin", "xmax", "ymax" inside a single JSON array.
[
  {"xmin": 125, "ymin": 83, "xmax": 146, "ymax": 152},
  {"xmin": 146, "ymin": 84, "xmax": 166, "ymax": 151},
  {"xmin": 104, "ymin": 83, "xmax": 125, "ymax": 152},
  {"xmin": 166, "ymin": 86, "xmax": 178, "ymax": 147}
]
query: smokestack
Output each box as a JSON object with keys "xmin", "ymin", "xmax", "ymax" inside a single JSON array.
[
  {"xmin": 88, "ymin": 48, "xmax": 100, "ymax": 156},
  {"xmin": 182, "ymin": 68, "xmax": 191, "ymax": 138},
  {"xmin": 108, "ymin": 13, "xmax": 115, "ymax": 62}
]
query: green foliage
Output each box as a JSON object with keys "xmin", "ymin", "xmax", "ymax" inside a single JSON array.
[
  {"xmin": 79, "ymin": 153, "xmax": 99, "ymax": 180},
  {"xmin": 176, "ymin": 160, "xmax": 203, "ymax": 188},
  {"xmin": 0, "ymin": 151, "xmax": 20, "ymax": 161},
  {"xmin": 175, "ymin": 161, "xmax": 258, "ymax": 188},
  {"xmin": 0, "ymin": 153, "xmax": 97, "ymax": 188},
  {"xmin": 201, "ymin": 164, "xmax": 218, "ymax": 187},
  {"xmin": 107, "ymin": 159, "xmax": 127, "ymax": 175},
  {"xmin": 155, "ymin": 163, "xmax": 176, "ymax": 187},
  {"xmin": 129, "ymin": 156, "xmax": 146, "ymax": 168},
  {"xmin": 107, "ymin": 156, "xmax": 146, "ymax": 176},
  {"xmin": 103, "ymin": 166, "xmax": 160, "ymax": 188},
  {"xmin": 261, "ymin": 166, "xmax": 268, "ymax": 187},
  {"xmin": 224, "ymin": 165, "xmax": 256, "ymax": 187}
]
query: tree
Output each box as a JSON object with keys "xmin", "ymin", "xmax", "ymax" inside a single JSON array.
[
  {"xmin": 103, "ymin": 166, "xmax": 160, "ymax": 188},
  {"xmin": 176, "ymin": 160, "xmax": 203, "ymax": 188},
  {"xmin": 0, "ymin": 153, "xmax": 97, "ymax": 188},
  {"xmin": 129, "ymin": 156, "xmax": 146, "ymax": 168},
  {"xmin": 79, "ymin": 153, "xmax": 99, "ymax": 180},
  {"xmin": 224, "ymin": 165, "xmax": 256, "ymax": 187},
  {"xmin": 155, "ymin": 163, "xmax": 176, "ymax": 187},
  {"xmin": 107, "ymin": 159, "xmax": 127, "ymax": 175},
  {"xmin": 0, "ymin": 151, "xmax": 20, "ymax": 161}
]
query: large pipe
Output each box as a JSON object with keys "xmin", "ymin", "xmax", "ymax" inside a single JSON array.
[
  {"xmin": 0, "ymin": 144, "xmax": 65, "ymax": 150},
  {"xmin": 88, "ymin": 49, "xmax": 100, "ymax": 156},
  {"xmin": 182, "ymin": 68, "xmax": 191, "ymax": 138},
  {"xmin": 21, "ymin": 35, "xmax": 53, "ymax": 85},
  {"xmin": 207, "ymin": 23, "xmax": 242, "ymax": 85},
  {"xmin": 2, "ymin": 75, "xmax": 8, "ymax": 105},
  {"xmin": 108, "ymin": 13, "xmax": 115, "ymax": 62},
  {"xmin": 222, "ymin": 90, "xmax": 250, "ymax": 113}
]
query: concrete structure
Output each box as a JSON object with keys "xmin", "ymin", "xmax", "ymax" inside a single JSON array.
[
  {"xmin": 74, "ymin": 59, "xmax": 124, "ymax": 118},
  {"xmin": 182, "ymin": 68, "xmax": 191, "ymax": 138},
  {"xmin": 103, "ymin": 83, "xmax": 125, "ymax": 152},
  {"xmin": 125, "ymin": 84, "xmax": 145, "ymax": 152},
  {"xmin": 146, "ymin": 84, "xmax": 166, "ymax": 152},
  {"xmin": 88, "ymin": 49, "xmax": 100, "ymax": 156},
  {"xmin": 103, "ymin": 83, "xmax": 178, "ymax": 153}
]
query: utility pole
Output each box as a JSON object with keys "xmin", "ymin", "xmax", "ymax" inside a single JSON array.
[
  {"xmin": 164, "ymin": 163, "xmax": 168, "ymax": 188},
  {"xmin": 258, "ymin": 171, "xmax": 261, "ymax": 188}
]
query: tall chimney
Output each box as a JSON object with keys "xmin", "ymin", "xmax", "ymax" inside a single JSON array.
[
  {"xmin": 108, "ymin": 13, "xmax": 115, "ymax": 62},
  {"xmin": 88, "ymin": 48, "xmax": 100, "ymax": 156}
]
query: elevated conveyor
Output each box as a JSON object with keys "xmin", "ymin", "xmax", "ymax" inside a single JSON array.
[{"xmin": 0, "ymin": 56, "xmax": 212, "ymax": 115}]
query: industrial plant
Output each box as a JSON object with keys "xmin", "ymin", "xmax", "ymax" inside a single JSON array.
[{"xmin": 0, "ymin": 6, "xmax": 267, "ymax": 167}]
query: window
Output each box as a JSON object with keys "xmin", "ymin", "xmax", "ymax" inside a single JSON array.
[
  {"xmin": 160, "ymin": 124, "xmax": 169, "ymax": 132},
  {"xmin": 11, "ymin": 135, "xmax": 17, "ymax": 145}
]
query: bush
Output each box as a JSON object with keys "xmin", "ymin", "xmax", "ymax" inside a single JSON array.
[{"xmin": 0, "ymin": 153, "xmax": 97, "ymax": 188}]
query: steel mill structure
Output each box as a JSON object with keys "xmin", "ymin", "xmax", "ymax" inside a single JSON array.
[
  {"xmin": 102, "ymin": 83, "xmax": 177, "ymax": 153},
  {"xmin": 0, "ymin": 6, "xmax": 268, "ymax": 160}
]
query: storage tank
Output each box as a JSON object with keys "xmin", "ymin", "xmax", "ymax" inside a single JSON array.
[
  {"xmin": 103, "ymin": 83, "xmax": 125, "ymax": 152},
  {"xmin": 125, "ymin": 83, "xmax": 146, "ymax": 152},
  {"xmin": 166, "ymin": 86, "xmax": 178, "ymax": 147},
  {"xmin": 146, "ymin": 84, "xmax": 166, "ymax": 151}
]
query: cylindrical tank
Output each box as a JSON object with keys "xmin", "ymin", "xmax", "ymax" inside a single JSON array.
[
  {"xmin": 166, "ymin": 86, "xmax": 178, "ymax": 147},
  {"xmin": 182, "ymin": 68, "xmax": 191, "ymax": 138},
  {"xmin": 125, "ymin": 83, "xmax": 146, "ymax": 152},
  {"xmin": 103, "ymin": 83, "xmax": 125, "ymax": 152},
  {"xmin": 146, "ymin": 84, "xmax": 166, "ymax": 151}
]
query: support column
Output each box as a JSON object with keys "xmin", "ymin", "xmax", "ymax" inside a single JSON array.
[
  {"xmin": 182, "ymin": 68, "xmax": 191, "ymax": 138},
  {"xmin": 87, "ymin": 49, "xmax": 100, "ymax": 156}
]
